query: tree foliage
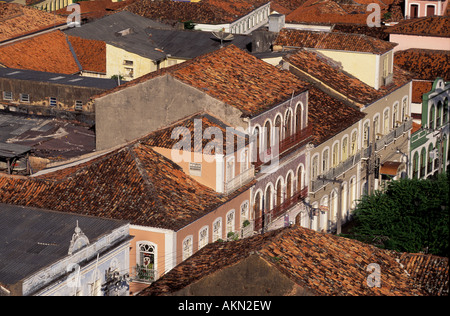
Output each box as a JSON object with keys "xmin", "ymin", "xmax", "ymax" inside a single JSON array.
[{"xmin": 346, "ymin": 172, "xmax": 449, "ymax": 257}]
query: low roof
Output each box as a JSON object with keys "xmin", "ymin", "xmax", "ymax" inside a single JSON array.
[
  {"xmin": 143, "ymin": 28, "xmax": 252, "ymax": 59},
  {"xmin": 0, "ymin": 143, "xmax": 31, "ymax": 159},
  {"xmin": 385, "ymin": 16, "xmax": 450, "ymax": 38},
  {"xmin": 124, "ymin": 0, "xmax": 270, "ymax": 25},
  {"xmin": 0, "ymin": 135, "xmax": 252, "ymax": 230},
  {"xmin": 0, "ymin": 67, "xmax": 118, "ymax": 90},
  {"xmin": 275, "ymin": 29, "xmax": 397, "ymax": 55},
  {"xmin": 283, "ymin": 49, "xmax": 412, "ymax": 106},
  {"xmin": 139, "ymin": 225, "xmax": 428, "ymax": 296},
  {"xmin": 0, "ymin": 203, "xmax": 127, "ymax": 287}
]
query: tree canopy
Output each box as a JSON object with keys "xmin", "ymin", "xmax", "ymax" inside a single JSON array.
[{"xmin": 346, "ymin": 172, "xmax": 449, "ymax": 257}]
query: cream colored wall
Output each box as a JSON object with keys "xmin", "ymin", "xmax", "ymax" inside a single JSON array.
[
  {"xmin": 152, "ymin": 146, "xmax": 218, "ymax": 191},
  {"xmin": 390, "ymin": 34, "xmax": 450, "ymax": 52},
  {"xmin": 106, "ymin": 44, "xmax": 157, "ymax": 80},
  {"xmin": 315, "ymin": 49, "xmax": 378, "ymax": 89}
]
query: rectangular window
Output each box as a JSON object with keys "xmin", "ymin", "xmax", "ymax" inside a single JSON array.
[
  {"xmin": 2, "ymin": 91, "xmax": 12, "ymax": 100},
  {"xmin": 124, "ymin": 67, "xmax": 134, "ymax": 78},
  {"xmin": 20, "ymin": 93, "xmax": 29, "ymax": 103},
  {"xmin": 123, "ymin": 60, "xmax": 134, "ymax": 66},
  {"xmin": 49, "ymin": 97, "xmax": 57, "ymax": 107},
  {"xmin": 189, "ymin": 162, "xmax": 202, "ymax": 177},
  {"xmin": 75, "ymin": 100, "xmax": 83, "ymax": 111}
]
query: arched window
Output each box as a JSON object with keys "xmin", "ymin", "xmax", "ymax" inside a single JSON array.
[
  {"xmin": 373, "ymin": 115, "xmax": 380, "ymax": 138},
  {"xmin": 254, "ymin": 126, "xmax": 260, "ymax": 156},
  {"xmin": 429, "ymin": 105, "xmax": 435, "ymax": 130},
  {"xmin": 332, "ymin": 142, "xmax": 339, "ymax": 167},
  {"xmin": 226, "ymin": 210, "xmax": 235, "ymax": 235},
  {"xmin": 351, "ymin": 131, "xmax": 358, "ymax": 156},
  {"xmin": 286, "ymin": 173, "xmax": 293, "ymax": 198},
  {"xmin": 312, "ymin": 155, "xmax": 319, "ymax": 179},
  {"xmin": 297, "ymin": 165, "xmax": 304, "ymax": 190},
  {"xmin": 275, "ymin": 178, "xmax": 283, "ymax": 207},
  {"xmin": 264, "ymin": 120, "xmax": 271, "ymax": 150},
  {"xmin": 240, "ymin": 201, "xmax": 249, "ymax": 223},
  {"xmin": 265, "ymin": 185, "xmax": 273, "ymax": 212},
  {"xmin": 436, "ymin": 101, "xmax": 442, "ymax": 128},
  {"xmin": 182, "ymin": 236, "xmax": 193, "ymax": 261},
  {"xmin": 428, "ymin": 143, "xmax": 434, "ymax": 173},
  {"xmin": 402, "ymin": 97, "xmax": 408, "ymax": 122},
  {"xmin": 198, "ymin": 226, "xmax": 209, "ymax": 250},
  {"xmin": 342, "ymin": 136, "xmax": 348, "ymax": 161},
  {"xmin": 285, "ymin": 110, "xmax": 292, "ymax": 138},
  {"xmin": 274, "ymin": 115, "xmax": 282, "ymax": 143},
  {"xmin": 212, "ymin": 218, "xmax": 222, "ymax": 242},
  {"xmin": 253, "ymin": 193, "xmax": 261, "ymax": 220},
  {"xmin": 383, "ymin": 109, "xmax": 390, "ymax": 135},
  {"xmin": 392, "ymin": 103, "xmax": 399, "ymax": 128},
  {"xmin": 322, "ymin": 149, "xmax": 329, "ymax": 172},
  {"xmin": 330, "ymin": 190, "xmax": 338, "ymax": 223},
  {"xmin": 295, "ymin": 103, "xmax": 303, "ymax": 133},
  {"xmin": 420, "ymin": 148, "xmax": 426, "ymax": 178},
  {"xmin": 413, "ymin": 152, "xmax": 419, "ymax": 179},
  {"xmin": 363, "ymin": 121, "xmax": 370, "ymax": 148},
  {"xmin": 137, "ymin": 242, "xmax": 156, "ymax": 279}
]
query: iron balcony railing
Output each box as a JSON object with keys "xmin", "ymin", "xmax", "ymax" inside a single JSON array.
[
  {"xmin": 224, "ymin": 166, "xmax": 255, "ymax": 194},
  {"xmin": 254, "ymin": 125, "xmax": 312, "ymax": 168},
  {"xmin": 254, "ymin": 186, "xmax": 308, "ymax": 231},
  {"xmin": 375, "ymin": 119, "xmax": 413, "ymax": 152}
]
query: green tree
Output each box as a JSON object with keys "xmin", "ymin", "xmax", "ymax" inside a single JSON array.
[{"xmin": 346, "ymin": 172, "xmax": 449, "ymax": 257}]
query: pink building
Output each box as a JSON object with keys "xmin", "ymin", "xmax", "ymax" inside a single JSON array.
[
  {"xmin": 405, "ymin": 0, "xmax": 448, "ymax": 18},
  {"xmin": 386, "ymin": 16, "xmax": 450, "ymax": 52}
]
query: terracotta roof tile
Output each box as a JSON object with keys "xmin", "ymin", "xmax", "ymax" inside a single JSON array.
[
  {"xmin": 125, "ymin": 0, "xmax": 270, "ymax": 25},
  {"xmin": 385, "ymin": 16, "xmax": 450, "ymax": 37},
  {"xmin": 283, "ymin": 49, "xmax": 412, "ymax": 106},
  {"xmin": 95, "ymin": 44, "xmax": 308, "ymax": 117},
  {"xmin": 275, "ymin": 29, "xmax": 397, "ymax": 54},
  {"xmin": 0, "ymin": 132, "xmax": 251, "ymax": 231},
  {"xmin": 140, "ymin": 226, "xmax": 428, "ymax": 296},
  {"xmin": 308, "ymin": 86, "xmax": 366, "ymax": 144},
  {"xmin": 394, "ymin": 49, "xmax": 450, "ymax": 81},
  {"xmin": 143, "ymin": 112, "xmax": 248, "ymax": 155},
  {"xmin": 67, "ymin": 35, "xmax": 106, "ymax": 73},
  {"xmin": 0, "ymin": 30, "xmax": 80, "ymax": 74},
  {"xmin": 55, "ymin": 0, "xmax": 136, "ymax": 21},
  {"xmin": 399, "ymin": 253, "xmax": 449, "ymax": 296},
  {"xmin": 0, "ymin": 3, "xmax": 66, "ymax": 43},
  {"xmin": 411, "ymin": 80, "xmax": 433, "ymax": 104}
]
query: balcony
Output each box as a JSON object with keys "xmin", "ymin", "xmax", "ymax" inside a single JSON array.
[
  {"xmin": 254, "ymin": 186, "xmax": 308, "ymax": 230},
  {"xmin": 375, "ymin": 119, "xmax": 413, "ymax": 152},
  {"xmin": 131, "ymin": 265, "xmax": 157, "ymax": 284},
  {"xmin": 311, "ymin": 152, "xmax": 361, "ymax": 192},
  {"xmin": 254, "ymin": 125, "xmax": 312, "ymax": 168},
  {"xmin": 224, "ymin": 166, "xmax": 255, "ymax": 194}
]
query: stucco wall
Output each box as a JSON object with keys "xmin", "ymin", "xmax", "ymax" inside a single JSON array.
[{"xmin": 95, "ymin": 74, "xmax": 246, "ymax": 151}]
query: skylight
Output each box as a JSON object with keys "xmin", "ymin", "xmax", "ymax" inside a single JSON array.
[{"xmin": 49, "ymin": 76, "xmax": 65, "ymax": 80}]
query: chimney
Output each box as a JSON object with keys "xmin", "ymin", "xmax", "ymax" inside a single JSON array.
[{"xmin": 268, "ymin": 12, "xmax": 285, "ymax": 33}]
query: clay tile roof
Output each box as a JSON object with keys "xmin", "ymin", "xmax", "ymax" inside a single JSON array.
[
  {"xmin": 95, "ymin": 44, "xmax": 308, "ymax": 117},
  {"xmin": 394, "ymin": 49, "xmax": 450, "ymax": 81},
  {"xmin": 399, "ymin": 253, "xmax": 449, "ymax": 296},
  {"xmin": 283, "ymin": 49, "xmax": 412, "ymax": 106},
  {"xmin": 67, "ymin": 35, "xmax": 107, "ymax": 74},
  {"xmin": 0, "ymin": 30, "xmax": 80, "ymax": 74},
  {"xmin": 385, "ymin": 16, "xmax": 450, "ymax": 37},
  {"xmin": 139, "ymin": 226, "xmax": 428, "ymax": 296},
  {"xmin": 125, "ymin": 0, "xmax": 270, "ymax": 25},
  {"xmin": 411, "ymin": 80, "xmax": 433, "ymax": 104},
  {"xmin": 275, "ymin": 29, "xmax": 397, "ymax": 54},
  {"xmin": 54, "ymin": 0, "xmax": 136, "ymax": 21},
  {"xmin": 142, "ymin": 112, "xmax": 248, "ymax": 155},
  {"xmin": 0, "ymin": 136, "xmax": 251, "ymax": 230},
  {"xmin": 0, "ymin": 2, "xmax": 66, "ymax": 43},
  {"xmin": 308, "ymin": 86, "xmax": 366, "ymax": 145}
]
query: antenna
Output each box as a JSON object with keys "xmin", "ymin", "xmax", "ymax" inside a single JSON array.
[{"xmin": 212, "ymin": 28, "xmax": 234, "ymax": 47}]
